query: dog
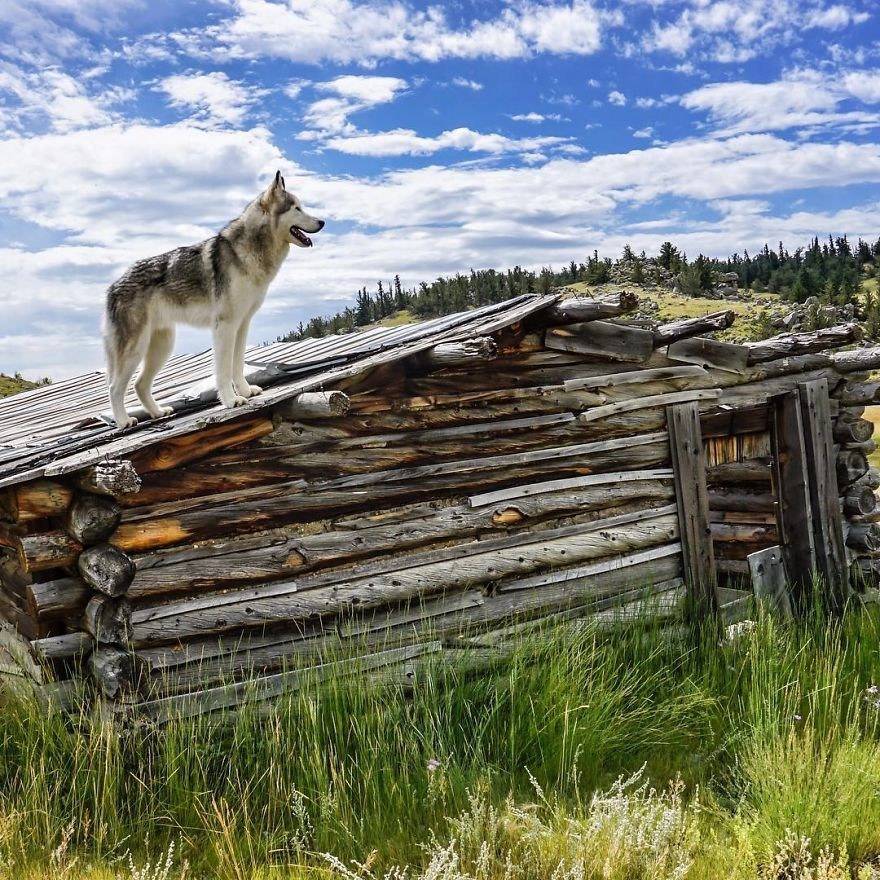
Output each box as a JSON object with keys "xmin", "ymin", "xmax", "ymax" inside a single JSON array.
[{"xmin": 104, "ymin": 171, "xmax": 324, "ymax": 428}]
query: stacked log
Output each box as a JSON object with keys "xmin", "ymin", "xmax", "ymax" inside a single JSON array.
[
  {"xmin": 826, "ymin": 384, "xmax": 880, "ymax": 587},
  {"xmin": 1, "ymin": 294, "xmax": 877, "ymax": 718}
]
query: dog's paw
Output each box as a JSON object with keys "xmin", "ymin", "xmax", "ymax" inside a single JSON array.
[
  {"xmin": 234, "ymin": 382, "xmax": 263, "ymax": 399},
  {"xmin": 148, "ymin": 406, "xmax": 174, "ymax": 419},
  {"xmin": 221, "ymin": 394, "xmax": 249, "ymax": 409},
  {"xmin": 117, "ymin": 416, "xmax": 138, "ymax": 429}
]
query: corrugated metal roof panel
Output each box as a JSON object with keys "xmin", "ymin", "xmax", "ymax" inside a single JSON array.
[{"xmin": 0, "ymin": 294, "xmax": 557, "ymax": 489}]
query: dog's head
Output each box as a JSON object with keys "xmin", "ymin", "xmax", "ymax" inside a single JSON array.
[{"xmin": 260, "ymin": 171, "xmax": 325, "ymax": 248}]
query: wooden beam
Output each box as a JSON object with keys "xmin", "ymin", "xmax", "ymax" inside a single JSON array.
[
  {"xmin": 543, "ymin": 292, "xmax": 639, "ymax": 324},
  {"xmin": 770, "ymin": 389, "xmax": 816, "ymax": 610},
  {"xmin": 666, "ymin": 337, "xmax": 749, "ymax": 372},
  {"xmin": 128, "ymin": 416, "xmax": 274, "ymax": 474},
  {"xmin": 746, "ymin": 324, "xmax": 862, "ymax": 364},
  {"xmin": 78, "ymin": 544, "xmax": 136, "ymax": 597},
  {"xmin": 420, "ymin": 337, "xmax": 497, "ymax": 369},
  {"xmin": 75, "ymin": 459, "xmax": 142, "ymax": 497},
  {"xmin": 652, "ymin": 311, "xmax": 736, "ymax": 347},
  {"xmin": 32, "ymin": 631, "xmax": 92, "ymax": 661},
  {"xmin": 666, "ymin": 401, "xmax": 716, "ymax": 619},
  {"xmin": 83, "ymin": 595, "xmax": 132, "ymax": 645},
  {"xmin": 797, "ymin": 379, "xmax": 849, "ymax": 609},
  {"xmin": 545, "ymin": 320, "xmax": 655, "ymax": 363},
  {"xmin": 274, "ymin": 391, "xmax": 351, "ymax": 420},
  {"xmin": 65, "ymin": 494, "xmax": 121, "ymax": 545}
]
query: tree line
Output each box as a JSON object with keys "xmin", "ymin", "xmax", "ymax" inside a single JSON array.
[{"xmin": 278, "ymin": 234, "xmax": 880, "ymax": 342}]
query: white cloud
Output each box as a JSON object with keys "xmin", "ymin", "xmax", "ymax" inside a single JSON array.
[
  {"xmin": 608, "ymin": 90, "xmax": 627, "ymax": 106},
  {"xmin": 639, "ymin": 0, "xmax": 871, "ymax": 63},
  {"xmin": 182, "ymin": 0, "xmax": 605, "ymax": 67},
  {"xmin": 317, "ymin": 74, "xmax": 408, "ymax": 104},
  {"xmin": 284, "ymin": 78, "xmax": 310, "ymax": 100},
  {"xmin": 0, "ymin": 62, "xmax": 132, "ymax": 133},
  {"xmin": 805, "ymin": 4, "xmax": 870, "ymax": 29},
  {"xmin": 300, "ymin": 75, "xmax": 409, "ymax": 136},
  {"xmin": 681, "ymin": 69, "xmax": 880, "ymax": 135},
  {"xmin": 157, "ymin": 71, "xmax": 265, "ymax": 128},
  {"xmin": 510, "ymin": 112, "xmax": 566, "ymax": 123},
  {"xmin": 323, "ymin": 127, "xmax": 572, "ymax": 157},
  {"xmin": 632, "ymin": 126, "xmax": 654, "ymax": 138},
  {"xmin": 452, "ymin": 77, "xmax": 483, "ymax": 91}
]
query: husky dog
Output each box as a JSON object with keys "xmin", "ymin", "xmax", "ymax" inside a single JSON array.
[{"xmin": 104, "ymin": 172, "xmax": 324, "ymax": 428}]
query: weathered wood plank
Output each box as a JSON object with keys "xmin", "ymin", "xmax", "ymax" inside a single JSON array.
[
  {"xmin": 667, "ymin": 401, "xmax": 716, "ymax": 618},
  {"xmin": 666, "ymin": 337, "xmax": 749, "ymax": 373},
  {"xmin": 274, "ymin": 391, "xmax": 351, "ymax": 420},
  {"xmin": 130, "ymin": 509, "xmax": 680, "ymax": 645},
  {"xmin": 545, "ymin": 320, "xmax": 655, "ymax": 363},
  {"xmin": 798, "ymin": 379, "xmax": 849, "ymax": 608},
  {"xmin": 420, "ymin": 338, "xmax": 497, "ymax": 368},
  {"xmin": 577, "ymin": 389, "xmax": 720, "ymax": 424},
  {"xmin": 562, "ymin": 365, "xmax": 707, "ymax": 392},
  {"xmin": 543, "ymin": 292, "xmax": 639, "ymax": 324},
  {"xmin": 770, "ymin": 389, "xmax": 816, "ymax": 610},
  {"xmin": 652, "ymin": 311, "xmax": 736, "ymax": 347},
  {"xmin": 129, "ymin": 416, "xmax": 274, "ymax": 473},
  {"xmin": 468, "ymin": 469, "xmax": 673, "ymax": 508},
  {"xmin": 32, "ymin": 631, "xmax": 93, "ymax": 661},
  {"xmin": 746, "ymin": 324, "xmax": 861, "ymax": 365}
]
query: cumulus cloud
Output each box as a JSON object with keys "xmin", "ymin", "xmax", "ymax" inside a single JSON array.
[
  {"xmin": 681, "ymin": 69, "xmax": 880, "ymax": 135},
  {"xmin": 639, "ymin": 0, "xmax": 871, "ymax": 63},
  {"xmin": 0, "ymin": 62, "xmax": 132, "ymax": 133},
  {"xmin": 179, "ymin": 0, "xmax": 604, "ymax": 66},
  {"xmin": 298, "ymin": 74, "xmax": 409, "ymax": 138},
  {"xmin": 608, "ymin": 90, "xmax": 627, "ymax": 106},
  {"xmin": 157, "ymin": 71, "xmax": 266, "ymax": 128}
]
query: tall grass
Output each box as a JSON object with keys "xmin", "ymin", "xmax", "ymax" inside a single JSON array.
[{"xmin": 2, "ymin": 606, "xmax": 880, "ymax": 878}]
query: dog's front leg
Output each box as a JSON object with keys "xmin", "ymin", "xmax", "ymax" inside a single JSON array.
[
  {"xmin": 213, "ymin": 318, "xmax": 248, "ymax": 408},
  {"xmin": 232, "ymin": 314, "xmax": 262, "ymax": 399}
]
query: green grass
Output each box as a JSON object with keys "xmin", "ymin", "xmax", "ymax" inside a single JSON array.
[
  {"xmin": 0, "ymin": 374, "xmax": 37, "ymax": 399},
  {"xmin": 4, "ymin": 607, "xmax": 880, "ymax": 878},
  {"xmin": 565, "ymin": 282, "xmax": 785, "ymax": 342}
]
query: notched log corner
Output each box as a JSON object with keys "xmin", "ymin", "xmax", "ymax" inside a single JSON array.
[{"xmin": 78, "ymin": 544, "xmax": 136, "ymax": 597}]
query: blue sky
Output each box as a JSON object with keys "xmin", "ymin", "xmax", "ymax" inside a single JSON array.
[{"xmin": 0, "ymin": 0, "xmax": 879, "ymax": 378}]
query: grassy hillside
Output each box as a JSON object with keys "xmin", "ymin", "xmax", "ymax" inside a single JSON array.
[{"xmin": 0, "ymin": 374, "xmax": 38, "ymax": 399}]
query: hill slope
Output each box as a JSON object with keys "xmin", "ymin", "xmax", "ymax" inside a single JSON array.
[{"xmin": 0, "ymin": 374, "xmax": 38, "ymax": 400}]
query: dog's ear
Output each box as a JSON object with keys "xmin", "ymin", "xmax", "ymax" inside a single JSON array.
[{"xmin": 260, "ymin": 171, "xmax": 285, "ymax": 211}]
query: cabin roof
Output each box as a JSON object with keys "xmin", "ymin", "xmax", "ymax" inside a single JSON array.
[{"xmin": 0, "ymin": 293, "xmax": 558, "ymax": 490}]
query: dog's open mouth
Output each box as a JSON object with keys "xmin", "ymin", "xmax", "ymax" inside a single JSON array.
[{"xmin": 290, "ymin": 226, "xmax": 313, "ymax": 247}]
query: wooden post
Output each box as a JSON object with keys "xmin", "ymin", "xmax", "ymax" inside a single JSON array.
[
  {"xmin": 667, "ymin": 401, "xmax": 716, "ymax": 621},
  {"xmin": 798, "ymin": 379, "xmax": 849, "ymax": 609},
  {"xmin": 747, "ymin": 545, "xmax": 792, "ymax": 617},
  {"xmin": 770, "ymin": 389, "xmax": 816, "ymax": 610}
]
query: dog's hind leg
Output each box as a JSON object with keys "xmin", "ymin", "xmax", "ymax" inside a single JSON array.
[
  {"xmin": 109, "ymin": 333, "xmax": 147, "ymax": 429},
  {"xmin": 135, "ymin": 327, "xmax": 175, "ymax": 419}
]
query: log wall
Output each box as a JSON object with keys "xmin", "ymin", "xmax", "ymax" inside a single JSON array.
[{"xmin": 1, "ymin": 294, "xmax": 876, "ymax": 716}]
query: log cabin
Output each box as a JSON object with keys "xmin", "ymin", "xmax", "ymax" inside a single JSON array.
[{"xmin": 0, "ymin": 291, "xmax": 877, "ymax": 719}]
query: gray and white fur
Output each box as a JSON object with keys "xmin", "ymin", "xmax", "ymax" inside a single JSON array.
[{"xmin": 104, "ymin": 171, "xmax": 324, "ymax": 428}]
